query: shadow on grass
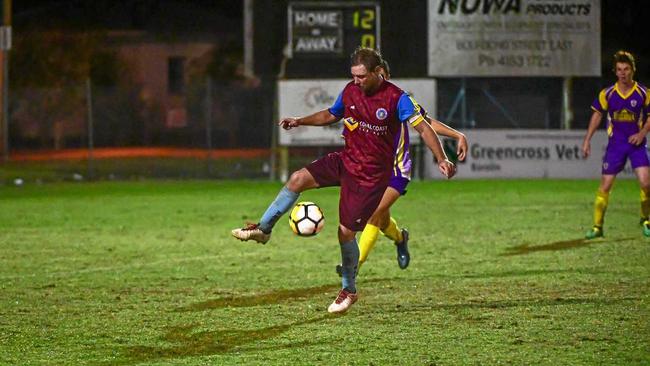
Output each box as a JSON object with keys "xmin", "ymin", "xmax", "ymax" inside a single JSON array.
[
  {"xmin": 177, "ymin": 278, "xmax": 391, "ymax": 312},
  {"xmin": 112, "ymin": 315, "xmax": 331, "ymax": 365},
  {"xmin": 501, "ymin": 236, "xmax": 637, "ymax": 256},
  {"xmin": 393, "ymin": 295, "xmax": 639, "ymax": 313}
]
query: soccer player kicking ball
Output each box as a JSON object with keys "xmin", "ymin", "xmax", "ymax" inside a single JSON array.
[
  {"xmin": 337, "ymin": 60, "xmax": 467, "ymax": 275},
  {"xmin": 232, "ymin": 47, "xmax": 455, "ymax": 313},
  {"xmin": 582, "ymin": 50, "xmax": 650, "ymax": 239}
]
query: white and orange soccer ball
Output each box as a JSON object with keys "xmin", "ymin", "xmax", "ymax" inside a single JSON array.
[{"xmin": 289, "ymin": 201, "xmax": 325, "ymax": 236}]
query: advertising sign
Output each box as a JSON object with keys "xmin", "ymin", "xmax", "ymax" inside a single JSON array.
[
  {"xmin": 428, "ymin": 0, "xmax": 601, "ymax": 76},
  {"xmin": 424, "ymin": 129, "xmax": 639, "ymax": 179}
]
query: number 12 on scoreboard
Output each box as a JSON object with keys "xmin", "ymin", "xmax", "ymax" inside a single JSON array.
[{"xmin": 352, "ymin": 7, "xmax": 378, "ymax": 50}]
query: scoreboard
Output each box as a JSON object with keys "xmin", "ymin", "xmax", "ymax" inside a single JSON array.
[{"xmin": 287, "ymin": 2, "xmax": 380, "ymax": 58}]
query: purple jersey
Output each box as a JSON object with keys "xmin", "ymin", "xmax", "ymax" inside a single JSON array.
[
  {"xmin": 592, "ymin": 82, "xmax": 650, "ymax": 141},
  {"xmin": 329, "ymin": 81, "xmax": 424, "ymax": 186}
]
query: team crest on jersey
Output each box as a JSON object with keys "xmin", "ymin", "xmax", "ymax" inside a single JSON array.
[
  {"xmin": 631, "ymin": 100, "xmax": 638, "ymax": 107},
  {"xmin": 375, "ymin": 108, "xmax": 388, "ymax": 120}
]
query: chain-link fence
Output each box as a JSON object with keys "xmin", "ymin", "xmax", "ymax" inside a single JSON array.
[
  {"xmin": 2, "ymin": 74, "xmax": 612, "ymax": 183},
  {"xmin": 4, "ymin": 77, "xmax": 276, "ymax": 182}
]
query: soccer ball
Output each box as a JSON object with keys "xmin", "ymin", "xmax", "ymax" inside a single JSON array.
[{"xmin": 289, "ymin": 201, "xmax": 325, "ymax": 236}]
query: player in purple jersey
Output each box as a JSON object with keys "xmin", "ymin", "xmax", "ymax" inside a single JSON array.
[
  {"xmin": 231, "ymin": 48, "xmax": 455, "ymax": 313},
  {"xmin": 582, "ymin": 50, "xmax": 650, "ymax": 239},
  {"xmin": 337, "ymin": 60, "xmax": 468, "ymax": 275}
]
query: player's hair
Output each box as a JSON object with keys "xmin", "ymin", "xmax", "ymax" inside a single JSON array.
[
  {"xmin": 350, "ymin": 47, "xmax": 383, "ymax": 73},
  {"xmin": 380, "ymin": 60, "xmax": 391, "ymax": 79},
  {"xmin": 612, "ymin": 50, "xmax": 636, "ymax": 72}
]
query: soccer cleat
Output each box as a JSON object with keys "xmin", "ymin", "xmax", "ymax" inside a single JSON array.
[
  {"xmin": 585, "ymin": 226, "xmax": 603, "ymax": 240},
  {"xmin": 231, "ymin": 223, "xmax": 271, "ymax": 244},
  {"xmin": 327, "ymin": 288, "xmax": 358, "ymax": 314},
  {"xmin": 642, "ymin": 220, "xmax": 650, "ymax": 238},
  {"xmin": 395, "ymin": 228, "xmax": 410, "ymax": 269}
]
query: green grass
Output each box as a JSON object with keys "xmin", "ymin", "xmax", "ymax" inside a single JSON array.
[
  {"xmin": 0, "ymin": 157, "xmax": 269, "ymax": 184},
  {"xmin": 1, "ymin": 179, "xmax": 649, "ymax": 365}
]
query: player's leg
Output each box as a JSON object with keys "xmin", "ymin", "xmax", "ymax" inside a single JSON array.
[
  {"xmin": 328, "ymin": 224, "xmax": 360, "ymax": 314},
  {"xmin": 636, "ymin": 167, "xmax": 650, "ymax": 237},
  {"xmin": 328, "ymin": 176, "xmax": 385, "ymax": 313},
  {"xmin": 630, "ymin": 145, "xmax": 650, "ymax": 236},
  {"xmin": 358, "ymin": 187, "xmax": 400, "ymax": 268},
  {"xmin": 231, "ymin": 168, "xmax": 316, "ymax": 243},
  {"xmin": 586, "ymin": 174, "xmax": 616, "ymax": 239},
  {"xmin": 378, "ymin": 178, "xmax": 410, "ymax": 269},
  {"xmin": 586, "ymin": 144, "xmax": 627, "ymax": 239},
  {"xmin": 232, "ymin": 153, "xmax": 342, "ymax": 244}
]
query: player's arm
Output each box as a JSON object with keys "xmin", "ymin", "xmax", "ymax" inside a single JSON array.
[
  {"xmin": 583, "ymin": 89, "xmax": 608, "ymax": 157},
  {"xmin": 398, "ymin": 94, "xmax": 455, "ymax": 178},
  {"xmin": 629, "ymin": 88, "xmax": 650, "ymax": 146},
  {"xmin": 412, "ymin": 120, "xmax": 455, "ymax": 179},
  {"xmin": 279, "ymin": 91, "xmax": 344, "ymax": 130},
  {"xmin": 279, "ymin": 110, "xmax": 339, "ymax": 130},
  {"xmin": 581, "ymin": 111, "xmax": 602, "ymax": 158},
  {"xmin": 629, "ymin": 115, "xmax": 650, "ymax": 146},
  {"xmin": 426, "ymin": 116, "xmax": 468, "ymax": 161}
]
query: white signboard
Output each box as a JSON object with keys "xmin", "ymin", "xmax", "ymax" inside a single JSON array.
[
  {"xmin": 424, "ymin": 129, "xmax": 640, "ymax": 179},
  {"xmin": 428, "ymin": 0, "xmax": 601, "ymax": 76},
  {"xmin": 278, "ymin": 79, "xmax": 437, "ymax": 146}
]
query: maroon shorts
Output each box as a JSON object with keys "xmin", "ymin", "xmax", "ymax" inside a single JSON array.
[{"xmin": 306, "ymin": 152, "xmax": 388, "ymax": 232}]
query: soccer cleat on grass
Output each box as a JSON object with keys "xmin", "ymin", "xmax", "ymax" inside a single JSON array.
[
  {"xmin": 395, "ymin": 228, "xmax": 410, "ymax": 269},
  {"xmin": 231, "ymin": 223, "xmax": 271, "ymax": 244},
  {"xmin": 642, "ymin": 220, "xmax": 650, "ymax": 238},
  {"xmin": 327, "ymin": 288, "xmax": 358, "ymax": 314},
  {"xmin": 585, "ymin": 226, "xmax": 603, "ymax": 239}
]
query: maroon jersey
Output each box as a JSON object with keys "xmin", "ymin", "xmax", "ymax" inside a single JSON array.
[{"xmin": 329, "ymin": 80, "xmax": 420, "ymax": 186}]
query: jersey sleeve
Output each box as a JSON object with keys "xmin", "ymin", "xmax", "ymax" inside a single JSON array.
[
  {"xmin": 328, "ymin": 92, "xmax": 345, "ymax": 118},
  {"xmin": 591, "ymin": 88, "xmax": 608, "ymax": 114},
  {"xmin": 397, "ymin": 93, "xmax": 425, "ymax": 127}
]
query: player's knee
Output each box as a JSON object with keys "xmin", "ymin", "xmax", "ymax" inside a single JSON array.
[
  {"xmin": 338, "ymin": 224, "xmax": 355, "ymax": 242},
  {"xmin": 286, "ymin": 169, "xmax": 310, "ymax": 192}
]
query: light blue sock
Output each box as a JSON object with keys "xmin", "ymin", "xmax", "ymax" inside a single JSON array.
[
  {"xmin": 340, "ymin": 238, "xmax": 359, "ymax": 293},
  {"xmin": 259, "ymin": 186, "xmax": 299, "ymax": 233}
]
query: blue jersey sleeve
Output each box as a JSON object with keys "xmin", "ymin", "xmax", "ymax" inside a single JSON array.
[
  {"xmin": 328, "ymin": 92, "xmax": 345, "ymax": 118},
  {"xmin": 397, "ymin": 93, "xmax": 425, "ymax": 126}
]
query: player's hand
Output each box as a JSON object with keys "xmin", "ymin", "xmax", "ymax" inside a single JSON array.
[
  {"xmin": 438, "ymin": 159, "xmax": 456, "ymax": 179},
  {"xmin": 582, "ymin": 140, "xmax": 591, "ymax": 158},
  {"xmin": 279, "ymin": 117, "xmax": 300, "ymax": 130},
  {"xmin": 456, "ymin": 135, "xmax": 468, "ymax": 161},
  {"xmin": 628, "ymin": 132, "xmax": 646, "ymax": 146}
]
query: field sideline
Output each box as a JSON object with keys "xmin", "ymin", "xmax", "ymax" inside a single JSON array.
[{"xmin": 1, "ymin": 179, "xmax": 649, "ymax": 365}]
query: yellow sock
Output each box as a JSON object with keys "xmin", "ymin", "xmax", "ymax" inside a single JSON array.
[
  {"xmin": 641, "ymin": 189, "xmax": 650, "ymax": 220},
  {"xmin": 381, "ymin": 217, "xmax": 403, "ymax": 243},
  {"xmin": 593, "ymin": 190, "xmax": 609, "ymax": 227},
  {"xmin": 358, "ymin": 224, "xmax": 380, "ymax": 267}
]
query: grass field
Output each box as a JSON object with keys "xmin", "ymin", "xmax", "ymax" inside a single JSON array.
[{"xmin": 1, "ymin": 179, "xmax": 649, "ymax": 365}]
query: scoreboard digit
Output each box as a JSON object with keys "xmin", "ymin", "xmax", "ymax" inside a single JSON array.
[{"xmin": 288, "ymin": 2, "xmax": 380, "ymax": 58}]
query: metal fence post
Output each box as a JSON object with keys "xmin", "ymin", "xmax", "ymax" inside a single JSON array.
[
  {"xmin": 205, "ymin": 77, "xmax": 213, "ymax": 176},
  {"xmin": 86, "ymin": 78, "xmax": 94, "ymax": 180}
]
